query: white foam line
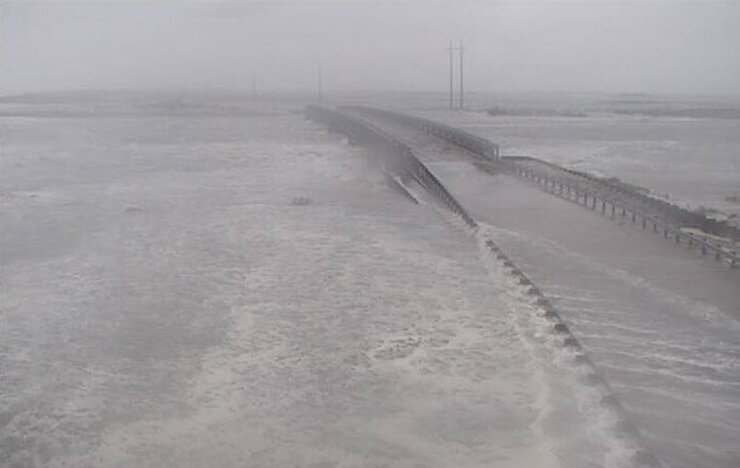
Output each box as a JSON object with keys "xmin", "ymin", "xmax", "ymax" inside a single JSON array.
[{"xmin": 474, "ymin": 223, "xmax": 654, "ymax": 468}]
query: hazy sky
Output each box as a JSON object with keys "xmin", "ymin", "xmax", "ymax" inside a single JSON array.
[{"xmin": 2, "ymin": 0, "xmax": 739, "ymax": 95}]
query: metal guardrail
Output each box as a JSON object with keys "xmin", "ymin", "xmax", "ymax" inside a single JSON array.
[
  {"xmin": 506, "ymin": 155, "xmax": 740, "ymax": 243},
  {"xmin": 504, "ymin": 160, "xmax": 739, "ymax": 268}
]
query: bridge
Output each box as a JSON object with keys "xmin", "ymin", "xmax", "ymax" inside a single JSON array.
[
  {"xmin": 306, "ymin": 104, "xmax": 740, "ymax": 468},
  {"xmin": 306, "ymin": 104, "xmax": 671, "ymax": 467},
  {"xmin": 308, "ymin": 105, "xmax": 738, "ymax": 269}
]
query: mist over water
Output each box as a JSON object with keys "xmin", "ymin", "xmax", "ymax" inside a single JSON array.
[{"xmin": 2, "ymin": 1, "xmax": 740, "ymax": 467}]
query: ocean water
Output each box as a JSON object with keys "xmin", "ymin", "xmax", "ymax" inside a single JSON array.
[{"xmin": 1, "ymin": 91, "xmax": 738, "ymax": 467}]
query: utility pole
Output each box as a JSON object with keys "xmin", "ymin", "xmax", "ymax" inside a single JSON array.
[
  {"xmin": 458, "ymin": 40, "xmax": 464, "ymax": 110},
  {"xmin": 317, "ymin": 65, "xmax": 323, "ymax": 103},
  {"xmin": 448, "ymin": 41, "xmax": 454, "ymax": 110},
  {"xmin": 448, "ymin": 40, "xmax": 465, "ymax": 110}
]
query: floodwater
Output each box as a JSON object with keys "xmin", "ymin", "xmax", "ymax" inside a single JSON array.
[{"xmin": 1, "ymin": 92, "xmax": 738, "ymax": 467}]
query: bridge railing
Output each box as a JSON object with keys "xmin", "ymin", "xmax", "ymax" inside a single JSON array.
[
  {"xmin": 502, "ymin": 159, "xmax": 738, "ymax": 268},
  {"xmin": 507, "ymin": 155, "xmax": 740, "ymax": 243},
  {"xmin": 343, "ymin": 106, "xmax": 500, "ymax": 159},
  {"xmin": 306, "ymin": 105, "xmax": 477, "ymax": 227}
]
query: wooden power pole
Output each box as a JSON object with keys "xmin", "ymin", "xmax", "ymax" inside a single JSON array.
[
  {"xmin": 449, "ymin": 41, "xmax": 454, "ymax": 110},
  {"xmin": 459, "ymin": 40, "xmax": 464, "ymax": 110},
  {"xmin": 317, "ymin": 65, "xmax": 323, "ymax": 103},
  {"xmin": 448, "ymin": 40, "xmax": 465, "ymax": 110}
]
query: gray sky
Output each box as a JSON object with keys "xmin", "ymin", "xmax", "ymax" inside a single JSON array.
[{"xmin": 2, "ymin": 0, "xmax": 739, "ymax": 95}]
